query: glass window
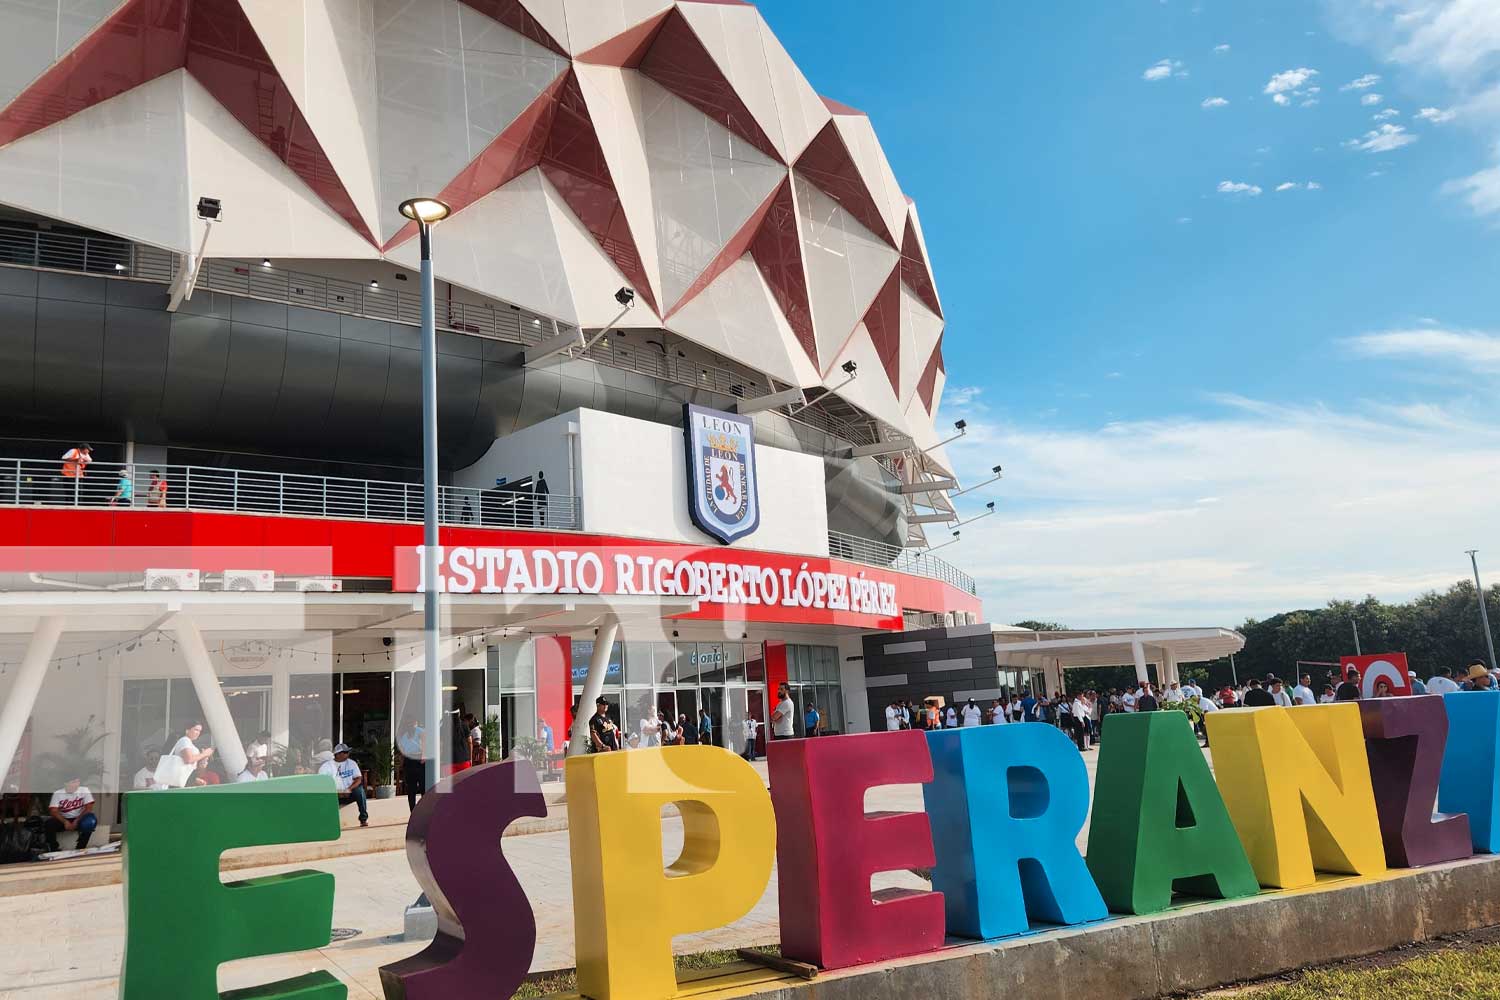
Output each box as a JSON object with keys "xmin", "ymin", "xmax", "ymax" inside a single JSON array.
[
  {"xmin": 724, "ymin": 643, "xmax": 745, "ymax": 684},
  {"xmin": 572, "ymin": 640, "xmax": 623, "ymax": 688},
  {"xmin": 495, "ymin": 640, "xmax": 536, "ymax": 691},
  {"xmin": 698, "ymin": 643, "xmax": 725, "ymax": 684},
  {"xmin": 624, "ymin": 643, "xmax": 654, "ymax": 685},
  {"xmin": 668, "ymin": 643, "xmax": 694, "ymax": 686},
  {"xmin": 816, "ymin": 647, "xmax": 837, "ymax": 681},
  {"xmin": 745, "ymin": 643, "xmax": 765, "ymax": 683},
  {"xmin": 790, "ymin": 646, "xmax": 809, "ymax": 681}
]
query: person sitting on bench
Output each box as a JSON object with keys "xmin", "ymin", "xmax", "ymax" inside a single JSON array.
[
  {"xmin": 318, "ymin": 743, "xmax": 368, "ymax": 827},
  {"xmin": 45, "ymin": 775, "xmax": 97, "ymax": 851}
]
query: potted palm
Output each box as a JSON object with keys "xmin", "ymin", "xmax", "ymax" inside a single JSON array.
[{"xmin": 371, "ymin": 741, "xmax": 396, "ymax": 799}]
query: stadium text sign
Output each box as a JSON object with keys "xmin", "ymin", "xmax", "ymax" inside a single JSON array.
[{"xmin": 117, "ymin": 694, "xmax": 1500, "ymax": 1000}]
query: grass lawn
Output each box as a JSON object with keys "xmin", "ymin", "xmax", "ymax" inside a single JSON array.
[{"xmin": 1253, "ymin": 944, "xmax": 1500, "ymax": 998}]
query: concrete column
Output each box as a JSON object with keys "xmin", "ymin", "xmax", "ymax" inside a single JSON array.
[
  {"xmin": 1043, "ymin": 658, "xmax": 1062, "ymax": 697},
  {"xmin": 0, "ymin": 616, "xmax": 64, "ymax": 792},
  {"xmin": 1131, "ymin": 640, "xmax": 1149, "ymax": 684},
  {"xmin": 270, "ymin": 669, "xmax": 291, "ymax": 751},
  {"xmin": 568, "ymin": 616, "xmax": 619, "ymax": 757},
  {"xmin": 173, "ymin": 615, "xmax": 248, "ymax": 778},
  {"xmin": 1162, "ymin": 649, "xmax": 1179, "ymax": 687}
]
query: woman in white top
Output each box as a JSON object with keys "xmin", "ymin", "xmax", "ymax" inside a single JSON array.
[
  {"xmin": 160, "ymin": 722, "xmax": 214, "ymax": 788},
  {"xmin": 640, "ymin": 708, "xmax": 662, "ymax": 747}
]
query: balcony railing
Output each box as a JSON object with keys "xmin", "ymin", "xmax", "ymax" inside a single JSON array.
[{"xmin": 0, "ymin": 459, "xmax": 977, "ymax": 595}]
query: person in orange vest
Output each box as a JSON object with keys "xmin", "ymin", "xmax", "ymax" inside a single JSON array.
[{"xmin": 59, "ymin": 443, "xmax": 92, "ymax": 502}]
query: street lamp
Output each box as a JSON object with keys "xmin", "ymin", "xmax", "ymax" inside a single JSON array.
[
  {"xmin": 400, "ymin": 196, "xmax": 452, "ymax": 792},
  {"xmin": 1468, "ymin": 550, "xmax": 1498, "ymax": 673}
]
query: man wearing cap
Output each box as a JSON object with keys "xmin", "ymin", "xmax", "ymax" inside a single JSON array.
[
  {"xmin": 1464, "ymin": 663, "xmax": 1493, "ymax": 692},
  {"xmin": 1408, "ymin": 671, "xmax": 1427, "ymax": 695},
  {"xmin": 319, "ymin": 743, "xmax": 368, "ymax": 827}
]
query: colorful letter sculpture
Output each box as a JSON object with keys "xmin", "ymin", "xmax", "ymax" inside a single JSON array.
[
  {"xmin": 925, "ymin": 723, "xmax": 1107, "ymax": 937},
  {"xmin": 119, "ymin": 775, "xmax": 344, "ymax": 1000},
  {"xmin": 568, "ymin": 746, "xmax": 775, "ymax": 1000},
  {"xmin": 1207, "ymin": 704, "xmax": 1386, "ymax": 889},
  {"xmin": 1438, "ymin": 691, "xmax": 1500, "ymax": 852},
  {"xmin": 769, "ymin": 730, "xmax": 945, "ymax": 969},
  {"xmin": 1085, "ymin": 712, "xmax": 1258, "ymax": 914},
  {"xmin": 1358, "ymin": 696, "xmax": 1472, "ymax": 868},
  {"xmin": 378, "ymin": 762, "xmax": 547, "ymax": 1000}
]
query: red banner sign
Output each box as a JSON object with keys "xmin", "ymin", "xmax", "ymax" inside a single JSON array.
[{"xmin": 1341, "ymin": 653, "xmax": 1412, "ymax": 698}]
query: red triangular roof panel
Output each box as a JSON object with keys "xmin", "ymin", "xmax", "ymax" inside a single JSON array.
[
  {"xmin": 0, "ymin": 0, "xmax": 375, "ymax": 245},
  {"xmin": 795, "ymin": 120, "xmax": 897, "ymax": 249},
  {"xmin": 575, "ymin": 9, "xmax": 672, "ymax": 68},
  {"xmin": 900, "ymin": 216, "xmax": 943, "ymax": 319},
  {"xmin": 916, "ymin": 334, "xmax": 943, "ymax": 413},
  {"xmin": 749, "ymin": 178, "xmax": 817, "ymax": 368},
  {"xmin": 862, "ymin": 265, "xmax": 902, "ymax": 392},
  {"xmin": 637, "ymin": 8, "xmax": 782, "ymax": 163},
  {"xmin": 820, "ymin": 95, "xmax": 865, "ymax": 116},
  {"xmin": 458, "ymin": 0, "xmax": 567, "ymax": 56},
  {"xmin": 664, "ymin": 180, "xmax": 783, "ymax": 319}
]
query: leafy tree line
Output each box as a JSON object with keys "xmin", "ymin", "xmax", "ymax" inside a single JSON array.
[{"xmin": 1010, "ymin": 580, "xmax": 1499, "ymax": 694}]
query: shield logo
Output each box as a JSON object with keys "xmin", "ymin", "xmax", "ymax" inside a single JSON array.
[{"xmin": 684, "ymin": 403, "xmax": 760, "ymax": 544}]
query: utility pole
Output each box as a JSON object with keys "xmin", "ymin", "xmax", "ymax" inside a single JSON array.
[
  {"xmin": 1468, "ymin": 550, "xmax": 1498, "ymax": 673},
  {"xmin": 1351, "ymin": 617, "xmax": 1361, "ymax": 656}
]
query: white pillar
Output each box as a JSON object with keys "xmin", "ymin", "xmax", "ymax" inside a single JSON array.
[
  {"xmin": 1043, "ymin": 658, "xmax": 1062, "ymax": 697},
  {"xmin": 173, "ymin": 615, "xmax": 248, "ymax": 778},
  {"xmin": 0, "ymin": 616, "xmax": 65, "ymax": 792},
  {"xmin": 1131, "ymin": 640, "xmax": 1149, "ymax": 684},
  {"xmin": 1162, "ymin": 649, "xmax": 1179, "ymax": 687},
  {"xmin": 270, "ymin": 670, "xmax": 291, "ymax": 752},
  {"xmin": 568, "ymin": 617, "xmax": 619, "ymax": 757}
]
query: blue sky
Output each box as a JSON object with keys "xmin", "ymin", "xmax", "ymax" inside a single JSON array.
[{"xmin": 760, "ymin": 0, "xmax": 1500, "ymax": 627}]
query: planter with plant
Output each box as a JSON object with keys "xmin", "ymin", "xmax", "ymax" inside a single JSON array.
[{"xmin": 371, "ymin": 741, "xmax": 395, "ymax": 799}]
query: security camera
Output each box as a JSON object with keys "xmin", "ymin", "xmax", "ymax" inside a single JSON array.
[
  {"xmin": 382, "ymin": 636, "xmax": 393, "ymax": 647},
  {"xmin": 196, "ymin": 197, "xmax": 223, "ymax": 222},
  {"xmin": 841, "ymin": 360, "xmax": 858, "ymax": 376},
  {"xmin": 615, "ymin": 287, "xmax": 635, "ymax": 308}
]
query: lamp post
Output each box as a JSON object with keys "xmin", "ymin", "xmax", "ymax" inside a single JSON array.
[
  {"xmin": 399, "ymin": 196, "xmax": 452, "ymax": 792},
  {"xmin": 1468, "ymin": 550, "xmax": 1498, "ymax": 673}
]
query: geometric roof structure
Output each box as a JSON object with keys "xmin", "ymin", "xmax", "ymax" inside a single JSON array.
[{"xmin": 0, "ymin": 0, "xmax": 947, "ymax": 442}]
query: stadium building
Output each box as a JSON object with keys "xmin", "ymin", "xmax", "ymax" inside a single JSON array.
[{"xmin": 0, "ymin": 0, "xmax": 991, "ymax": 807}]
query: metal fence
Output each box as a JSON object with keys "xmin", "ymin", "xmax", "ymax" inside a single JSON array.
[
  {"xmin": 1, "ymin": 458, "xmax": 977, "ymax": 594},
  {"xmin": 0, "ymin": 226, "xmax": 175, "ymax": 283},
  {"xmin": 0, "ymin": 459, "xmax": 582, "ymax": 531}
]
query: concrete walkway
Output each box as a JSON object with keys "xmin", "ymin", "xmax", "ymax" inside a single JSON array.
[{"xmin": 0, "ymin": 741, "xmax": 1173, "ymax": 999}]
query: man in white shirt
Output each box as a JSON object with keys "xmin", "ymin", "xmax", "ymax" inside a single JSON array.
[
  {"xmin": 1427, "ymin": 667, "xmax": 1460, "ymax": 695},
  {"xmin": 45, "ymin": 776, "xmax": 97, "ymax": 851},
  {"xmin": 742, "ymin": 716, "xmax": 761, "ymax": 759},
  {"xmin": 944, "ymin": 705, "xmax": 959, "ymax": 728},
  {"xmin": 246, "ymin": 730, "xmax": 272, "ymax": 762},
  {"xmin": 236, "ymin": 756, "xmax": 270, "ymax": 782},
  {"xmin": 1122, "ymin": 690, "xmax": 1137, "ymax": 713},
  {"xmin": 1181, "ymin": 680, "xmax": 1201, "ymax": 702},
  {"xmin": 132, "ymin": 750, "xmax": 162, "ymax": 790},
  {"xmin": 319, "ymin": 743, "xmax": 368, "ymax": 827},
  {"xmin": 961, "ymin": 700, "xmax": 983, "ymax": 728},
  {"xmin": 885, "ymin": 702, "xmax": 902, "ymax": 732},
  {"xmin": 1070, "ymin": 694, "xmax": 1091, "ymax": 750},
  {"xmin": 771, "ymin": 686, "xmax": 796, "ymax": 740},
  {"xmin": 1292, "ymin": 675, "xmax": 1317, "ymax": 706}
]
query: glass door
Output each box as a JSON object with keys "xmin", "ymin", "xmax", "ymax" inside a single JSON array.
[
  {"xmin": 700, "ymin": 688, "xmax": 724, "ymax": 749},
  {"xmin": 746, "ymin": 690, "xmax": 766, "ymax": 759}
]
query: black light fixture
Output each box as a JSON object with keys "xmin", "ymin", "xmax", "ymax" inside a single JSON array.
[
  {"xmin": 369, "ymin": 279, "xmax": 379, "ymax": 289},
  {"xmin": 615, "ymin": 286, "xmax": 636, "ymax": 307},
  {"xmin": 841, "ymin": 360, "xmax": 858, "ymax": 375},
  {"xmin": 992, "ymin": 465, "xmax": 1003, "ymax": 474},
  {"xmin": 196, "ymin": 197, "xmax": 223, "ymax": 221},
  {"xmin": 954, "ymin": 419, "xmax": 967, "ymax": 431},
  {"xmin": 986, "ymin": 501, "xmax": 996, "ymax": 510},
  {"xmin": 260, "ymin": 258, "xmax": 271, "ymax": 268}
]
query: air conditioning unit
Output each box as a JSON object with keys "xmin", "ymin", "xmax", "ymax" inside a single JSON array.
[
  {"xmin": 297, "ymin": 577, "xmax": 343, "ymax": 593},
  {"xmin": 145, "ymin": 568, "xmax": 200, "ymax": 591},
  {"xmin": 223, "ymin": 570, "xmax": 275, "ymax": 592}
]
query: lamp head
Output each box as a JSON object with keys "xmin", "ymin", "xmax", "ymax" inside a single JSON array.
[
  {"xmin": 614, "ymin": 286, "xmax": 636, "ymax": 308},
  {"xmin": 841, "ymin": 360, "xmax": 858, "ymax": 376},
  {"xmin": 398, "ymin": 197, "xmax": 452, "ymax": 224},
  {"xmin": 196, "ymin": 197, "xmax": 223, "ymax": 222},
  {"xmin": 954, "ymin": 419, "xmax": 967, "ymax": 431},
  {"xmin": 992, "ymin": 465, "xmax": 1003, "ymax": 475},
  {"xmin": 986, "ymin": 501, "xmax": 995, "ymax": 510}
]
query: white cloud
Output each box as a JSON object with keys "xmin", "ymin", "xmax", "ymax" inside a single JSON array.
[
  {"xmin": 1373, "ymin": 107, "xmax": 1401, "ymax": 120},
  {"xmin": 1341, "ymin": 73, "xmax": 1382, "ymax": 90},
  {"xmin": 1216, "ymin": 180, "xmax": 1263, "ymax": 196},
  {"xmin": 1176, "ymin": 216, "xmax": 1193, "ymax": 224},
  {"xmin": 1446, "ymin": 163, "xmax": 1500, "ymax": 215},
  {"xmin": 1416, "ymin": 106, "xmax": 1457, "ymax": 123},
  {"xmin": 1307, "ymin": 180, "xmax": 1323, "ymax": 190},
  {"xmin": 1362, "ymin": 92, "xmax": 1384, "ymax": 105},
  {"xmin": 1214, "ymin": 43, "xmax": 1231, "ymax": 54},
  {"xmin": 1201, "ymin": 96, "xmax": 1229, "ymax": 108},
  {"xmin": 1272, "ymin": 93, "xmax": 1291, "ymax": 106},
  {"xmin": 1346, "ymin": 123, "xmax": 1419, "ymax": 152},
  {"xmin": 1345, "ymin": 327, "xmax": 1500, "ymax": 371},
  {"xmin": 1275, "ymin": 182, "xmax": 1299, "ymax": 191},
  {"xmin": 943, "ymin": 385, "xmax": 985, "ymax": 408},
  {"xmin": 1143, "ymin": 58, "xmax": 1186, "ymax": 81},
  {"xmin": 1265, "ymin": 67, "xmax": 1319, "ymax": 99},
  {"xmin": 937, "ymin": 391, "xmax": 1500, "ymax": 625}
]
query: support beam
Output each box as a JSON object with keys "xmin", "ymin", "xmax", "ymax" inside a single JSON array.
[
  {"xmin": 1131, "ymin": 639, "xmax": 1149, "ymax": 684},
  {"xmin": 524, "ymin": 324, "xmax": 585, "ymax": 366},
  {"xmin": 733, "ymin": 386, "xmax": 805, "ymax": 414},
  {"xmin": 0, "ymin": 616, "xmax": 64, "ymax": 792},
  {"xmin": 568, "ymin": 616, "xmax": 620, "ymax": 758},
  {"xmin": 899, "ymin": 478, "xmax": 957, "ymax": 494},
  {"xmin": 173, "ymin": 615, "xmax": 248, "ymax": 779},
  {"xmin": 847, "ymin": 437, "xmax": 915, "ymax": 458},
  {"xmin": 909, "ymin": 512, "xmax": 957, "ymax": 525}
]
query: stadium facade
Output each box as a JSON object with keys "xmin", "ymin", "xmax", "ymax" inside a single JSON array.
[{"xmin": 0, "ymin": 0, "xmax": 993, "ymax": 805}]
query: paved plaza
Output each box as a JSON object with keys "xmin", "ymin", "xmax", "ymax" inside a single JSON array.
[{"xmin": 0, "ymin": 746, "xmax": 1191, "ymax": 999}]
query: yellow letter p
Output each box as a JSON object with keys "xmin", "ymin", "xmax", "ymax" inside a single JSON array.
[{"xmin": 568, "ymin": 746, "xmax": 776, "ymax": 1000}]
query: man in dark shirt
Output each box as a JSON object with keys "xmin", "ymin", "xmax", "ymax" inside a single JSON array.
[
  {"xmin": 1335, "ymin": 669, "xmax": 1363, "ymax": 701},
  {"xmin": 1242, "ymin": 678, "xmax": 1275, "ymax": 707},
  {"xmin": 588, "ymin": 697, "xmax": 618, "ymax": 752}
]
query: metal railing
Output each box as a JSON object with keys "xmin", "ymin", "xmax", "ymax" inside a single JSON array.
[
  {"xmin": 0, "ymin": 459, "xmax": 582, "ymax": 532},
  {"xmin": 0, "ymin": 226, "xmax": 175, "ymax": 282},
  {"xmin": 0, "ymin": 458, "xmax": 976, "ymax": 595},
  {"xmin": 827, "ymin": 529, "xmax": 977, "ymax": 596}
]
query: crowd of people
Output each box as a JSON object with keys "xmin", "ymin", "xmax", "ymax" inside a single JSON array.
[{"xmin": 580, "ymin": 684, "xmax": 808, "ymax": 760}]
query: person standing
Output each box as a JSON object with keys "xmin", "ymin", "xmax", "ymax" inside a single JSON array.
[
  {"xmin": 109, "ymin": 468, "xmax": 133, "ymax": 507},
  {"xmin": 1121, "ymin": 688, "xmax": 1138, "ymax": 713},
  {"xmin": 1464, "ymin": 664, "xmax": 1494, "ymax": 691},
  {"xmin": 899, "ymin": 700, "xmax": 912, "ymax": 730},
  {"xmin": 320, "ymin": 743, "xmax": 368, "ymax": 827},
  {"xmin": 742, "ymin": 715, "xmax": 760, "ymax": 759},
  {"xmin": 884, "ymin": 701, "xmax": 901, "ymax": 732},
  {"xmin": 132, "ymin": 750, "xmax": 162, "ymax": 790},
  {"xmin": 533, "ymin": 470, "xmax": 550, "ymax": 526},
  {"xmin": 639, "ymin": 707, "xmax": 662, "ymax": 748},
  {"xmin": 698, "ymin": 708, "xmax": 714, "ymax": 747},
  {"xmin": 1241, "ymin": 678, "xmax": 1274, "ymax": 707},
  {"xmin": 236, "ymin": 757, "xmax": 269, "ymax": 782},
  {"xmin": 676, "ymin": 713, "xmax": 694, "ymax": 745},
  {"xmin": 961, "ymin": 699, "xmax": 982, "ymax": 728},
  {"xmin": 1335, "ymin": 670, "xmax": 1363, "ymax": 701},
  {"xmin": 803, "ymin": 703, "xmax": 821, "ymax": 737},
  {"xmin": 44, "ymin": 775, "xmax": 97, "ymax": 851},
  {"xmin": 1292, "ymin": 675, "xmax": 1316, "ymax": 707},
  {"xmin": 1136, "ymin": 684, "xmax": 1159, "ymax": 712},
  {"xmin": 396, "ymin": 717, "xmax": 426, "ymax": 811},
  {"xmin": 1069, "ymin": 692, "xmax": 1090, "ymax": 750},
  {"xmin": 1427, "ymin": 667, "xmax": 1460, "ymax": 695},
  {"xmin": 771, "ymin": 685, "xmax": 796, "ymax": 741},
  {"xmin": 1409, "ymin": 671, "xmax": 1427, "ymax": 695},
  {"xmin": 158, "ymin": 721, "xmax": 215, "ymax": 787},
  {"xmin": 148, "ymin": 470, "xmax": 169, "ymax": 508},
  {"xmin": 59, "ymin": 443, "xmax": 92, "ymax": 503},
  {"xmin": 1268, "ymin": 678, "xmax": 1293, "ymax": 708},
  {"xmin": 944, "ymin": 704, "xmax": 959, "ymax": 729}
]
